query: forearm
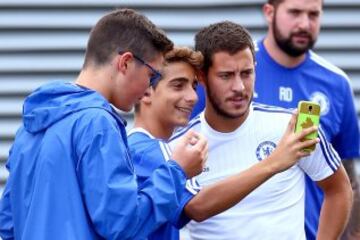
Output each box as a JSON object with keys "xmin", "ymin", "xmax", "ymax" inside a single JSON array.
[
  {"xmin": 184, "ymin": 158, "xmax": 277, "ymax": 222},
  {"xmin": 341, "ymin": 160, "xmax": 360, "ymax": 240},
  {"xmin": 0, "ymin": 180, "xmax": 14, "ymax": 240},
  {"xmin": 184, "ymin": 119, "xmax": 320, "ymax": 222},
  {"xmin": 317, "ymin": 192, "xmax": 352, "ymax": 240},
  {"xmin": 317, "ymin": 166, "xmax": 353, "ymax": 240},
  {"xmin": 81, "ymin": 137, "xmax": 188, "ymax": 239}
]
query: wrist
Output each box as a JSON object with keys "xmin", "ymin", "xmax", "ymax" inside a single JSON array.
[
  {"xmin": 261, "ymin": 154, "xmax": 282, "ymax": 175},
  {"xmin": 260, "ymin": 155, "xmax": 280, "ymax": 175},
  {"xmin": 167, "ymin": 160, "xmax": 188, "ymax": 179}
]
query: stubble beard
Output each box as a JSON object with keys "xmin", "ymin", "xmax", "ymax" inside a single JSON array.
[{"xmin": 206, "ymin": 85, "xmax": 252, "ymax": 120}]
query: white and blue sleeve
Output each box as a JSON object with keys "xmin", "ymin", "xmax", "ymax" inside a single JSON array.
[{"xmin": 298, "ymin": 127, "xmax": 342, "ymax": 181}]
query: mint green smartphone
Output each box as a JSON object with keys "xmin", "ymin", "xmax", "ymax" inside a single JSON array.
[{"xmin": 295, "ymin": 101, "xmax": 321, "ymax": 152}]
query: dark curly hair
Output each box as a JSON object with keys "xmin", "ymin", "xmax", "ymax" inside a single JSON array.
[{"xmin": 195, "ymin": 21, "xmax": 255, "ymax": 73}]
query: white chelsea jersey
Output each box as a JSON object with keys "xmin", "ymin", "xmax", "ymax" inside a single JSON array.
[{"xmin": 170, "ymin": 103, "xmax": 341, "ymax": 240}]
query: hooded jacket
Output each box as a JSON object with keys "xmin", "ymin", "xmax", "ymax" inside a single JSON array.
[{"xmin": 0, "ymin": 82, "xmax": 188, "ymax": 240}]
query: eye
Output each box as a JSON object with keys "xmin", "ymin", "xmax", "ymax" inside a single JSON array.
[
  {"xmin": 171, "ymin": 81, "xmax": 185, "ymax": 90},
  {"xmin": 309, "ymin": 11, "xmax": 320, "ymax": 20},
  {"xmin": 241, "ymin": 69, "xmax": 254, "ymax": 79},
  {"xmin": 219, "ymin": 72, "xmax": 232, "ymax": 80},
  {"xmin": 289, "ymin": 9, "xmax": 301, "ymax": 17}
]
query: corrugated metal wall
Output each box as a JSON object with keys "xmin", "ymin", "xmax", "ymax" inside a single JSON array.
[{"xmin": 1, "ymin": 0, "xmax": 360, "ymax": 193}]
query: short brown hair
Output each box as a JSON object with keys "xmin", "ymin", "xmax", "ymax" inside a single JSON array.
[
  {"xmin": 195, "ymin": 21, "xmax": 255, "ymax": 73},
  {"xmin": 268, "ymin": 0, "xmax": 323, "ymax": 8},
  {"xmin": 83, "ymin": 8, "xmax": 173, "ymax": 68},
  {"xmin": 153, "ymin": 46, "xmax": 203, "ymax": 88},
  {"xmin": 165, "ymin": 47, "xmax": 203, "ymax": 70},
  {"xmin": 134, "ymin": 46, "xmax": 203, "ymax": 112},
  {"xmin": 267, "ymin": 0, "xmax": 285, "ymax": 7}
]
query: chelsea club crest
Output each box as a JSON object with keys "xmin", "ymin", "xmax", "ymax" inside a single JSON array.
[
  {"xmin": 256, "ymin": 141, "xmax": 277, "ymax": 161},
  {"xmin": 310, "ymin": 91, "xmax": 330, "ymax": 115}
]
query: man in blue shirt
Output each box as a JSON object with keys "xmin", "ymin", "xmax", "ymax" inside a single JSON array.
[
  {"xmin": 0, "ymin": 9, "xmax": 208, "ymax": 240},
  {"xmin": 128, "ymin": 46, "xmax": 322, "ymax": 240},
  {"xmin": 254, "ymin": 0, "xmax": 360, "ymax": 239}
]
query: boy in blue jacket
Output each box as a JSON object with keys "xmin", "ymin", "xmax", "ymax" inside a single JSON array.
[{"xmin": 0, "ymin": 9, "xmax": 207, "ymax": 240}]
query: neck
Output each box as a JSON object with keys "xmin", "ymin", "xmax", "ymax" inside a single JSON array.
[
  {"xmin": 75, "ymin": 66, "xmax": 112, "ymax": 101},
  {"xmin": 133, "ymin": 111, "xmax": 174, "ymax": 140},
  {"xmin": 264, "ymin": 34, "xmax": 306, "ymax": 68},
  {"xmin": 204, "ymin": 103, "xmax": 250, "ymax": 133}
]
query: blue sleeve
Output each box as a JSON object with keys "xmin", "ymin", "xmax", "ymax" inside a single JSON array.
[
  {"xmin": 171, "ymin": 190, "xmax": 194, "ymax": 228},
  {"xmin": 0, "ymin": 162, "xmax": 14, "ymax": 240},
  {"xmin": 130, "ymin": 138, "xmax": 196, "ymax": 229},
  {"xmin": 171, "ymin": 178, "xmax": 201, "ymax": 228},
  {"xmin": 332, "ymin": 80, "xmax": 360, "ymax": 159},
  {"xmin": 77, "ymin": 120, "xmax": 188, "ymax": 239}
]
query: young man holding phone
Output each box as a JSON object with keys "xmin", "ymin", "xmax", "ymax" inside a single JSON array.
[
  {"xmin": 172, "ymin": 21, "xmax": 352, "ymax": 240},
  {"xmin": 128, "ymin": 46, "xmax": 320, "ymax": 240}
]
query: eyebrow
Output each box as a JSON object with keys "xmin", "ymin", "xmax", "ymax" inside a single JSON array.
[
  {"xmin": 217, "ymin": 71, "xmax": 236, "ymax": 75},
  {"xmin": 169, "ymin": 77, "xmax": 191, "ymax": 83},
  {"xmin": 242, "ymin": 67, "xmax": 254, "ymax": 72}
]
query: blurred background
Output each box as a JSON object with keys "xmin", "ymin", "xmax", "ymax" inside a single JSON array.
[{"xmin": 1, "ymin": 0, "xmax": 360, "ymax": 194}]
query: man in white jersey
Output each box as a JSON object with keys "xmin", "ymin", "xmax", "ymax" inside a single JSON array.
[
  {"xmin": 254, "ymin": 1, "xmax": 360, "ymax": 239},
  {"xmin": 128, "ymin": 47, "xmax": 319, "ymax": 240},
  {"xmin": 171, "ymin": 21, "xmax": 352, "ymax": 240}
]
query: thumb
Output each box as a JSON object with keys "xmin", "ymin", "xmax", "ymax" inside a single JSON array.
[
  {"xmin": 286, "ymin": 110, "xmax": 298, "ymax": 134},
  {"xmin": 177, "ymin": 130, "xmax": 197, "ymax": 147}
]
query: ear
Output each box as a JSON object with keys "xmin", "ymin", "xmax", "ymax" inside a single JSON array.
[
  {"xmin": 263, "ymin": 3, "xmax": 275, "ymax": 24},
  {"xmin": 117, "ymin": 52, "xmax": 134, "ymax": 74},
  {"xmin": 140, "ymin": 87, "xmax": 153, "ymax": 106}
]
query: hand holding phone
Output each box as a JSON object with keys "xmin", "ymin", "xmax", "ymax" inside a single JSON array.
[{"xmin": 295, "ymin": 101, "xmax": 321, "ymax": 152}]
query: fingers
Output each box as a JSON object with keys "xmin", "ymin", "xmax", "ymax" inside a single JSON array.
[
  {"xmin": 184, "ymin": 130, "xmax": 201, "ymax": 145},
  {"xmin": 296, "ymin": 125, "xmax": 318, "ymax": 139},
  {"xmin": 296, "ymin": 140, "xmax": 318, "ymax": 157},
  {"xmin": 178, "ymin": 130, "xmax": 197, "ymax": 147},
  {"xmin": 189, "ymin": 136, "xmax": 199, "ymax": 145},
  {"xmin": 298, "ymin": 137, "xmax": 319, "ymax": 149},
  {"xmin": 286, "ymin": 110, "xmax": 298, "ymax": 134},
  {"xmin": 188, "ymin": 131, "xmax": 208, "ymax": 166},
  {"xmin": 186, "ymin": 131, "xmax": 207, "ymax": 151},
  {"xmin": 297, "ymin": 150, "xmax": 311, "ymax": 158},
  {"xmin": 292, "ymin": 138, "xmax": 319, "ymax": 159},
  {"xmin": 183, "ymin": 129, "xmax": 196, "ymax": 141},
  {"xmin": 179, "ymin": 130, "xmax": 208, "ymax": 161}
]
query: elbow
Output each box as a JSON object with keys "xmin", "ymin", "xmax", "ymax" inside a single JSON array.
[
  {"xmin": 337, "ymin": 175, "xmax": 354, "ymax": 215},
  {"xmin": 191, "ymin": 214, "xmax": 208, "ymax": 223},
  {"xmin": 346, "ymin": 182, "xmax": 354, "ymax": 206},
  {"xmin": 345, "ymin": 181, "xmax": 354, "ymax": 221},
  {"xmin": 343, "ymin": 172, "xmax": 354, "ymax": 205},
  {"xmin": 339, "ymin": 177, "xmax": 354, "ymax": 210},
  {"xmin": 184, "ymin": 201, "xmax": 209, "ymax": 222}
]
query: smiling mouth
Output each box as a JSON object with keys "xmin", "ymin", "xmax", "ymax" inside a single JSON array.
[{"xmin": 176, "ymin": 106, "xmax": 193, "ymax": 114}]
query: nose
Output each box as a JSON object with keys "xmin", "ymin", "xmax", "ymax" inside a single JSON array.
[
  {"xmin": 298, "ymin": 13, "xmax": 311, "ymax": 30},
  {"xmin": 185, "ymin": 86, "xmax": 198, "ymax": 104},
  {"xmin": 231, "ymin": 75, "xmax": 245, "ymax": 92}
]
